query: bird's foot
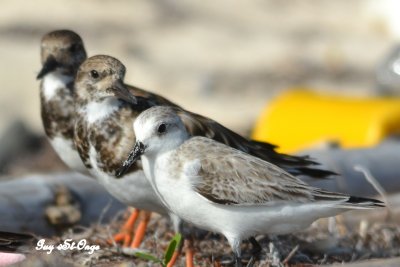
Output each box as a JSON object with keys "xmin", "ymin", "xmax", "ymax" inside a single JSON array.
[{"xmin": 108, "ymin": 208, "xmax": 140, "ymax": 247}]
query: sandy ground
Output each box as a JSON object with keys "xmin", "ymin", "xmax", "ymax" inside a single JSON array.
[
  {"xmin": 12, "ymin": 208, "xmax": 400, "ymax": 266},
  {"xmin": 0, "ymin": 0, "xmax": 398, "ymax": 137}
]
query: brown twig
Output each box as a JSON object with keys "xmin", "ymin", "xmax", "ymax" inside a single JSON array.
[{"xmin": 282, "ymin": 244, "xmax": 299, "ymax": 265}]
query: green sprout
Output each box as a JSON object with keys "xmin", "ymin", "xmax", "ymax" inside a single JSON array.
[{"xmin": 134, "ymin": 233, "xmax": 182, "ymax": 267}]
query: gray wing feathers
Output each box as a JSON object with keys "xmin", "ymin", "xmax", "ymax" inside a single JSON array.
[
  {"xmin": 184, "ymin": 138, "xmax": 384, "ymax": 208},
  {"xmin": 185, "ymin": 138, "xmax": 316, "ymax": 205}
]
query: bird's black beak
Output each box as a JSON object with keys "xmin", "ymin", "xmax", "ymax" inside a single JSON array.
[
  {"xmin": 110, "ymin": 80, "xmax": 138, "ymax": 105},
  {"xmin": 116, "ymin": 141, "xmax": 146, "ymax": 178},
  {"xmin": 37, "ymin": 56, "xmax": 59, "ymax": 80}
]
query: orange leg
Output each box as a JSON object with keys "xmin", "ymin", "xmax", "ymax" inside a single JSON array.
[
  {"xmin": 130, "ymin": 211, "xmax": 152, "ymax": 248},
  {"xmin": 108, "ymin": 209, "xmax": 140, "ymax": 246},
  {"xmin": 167, "ymin": 251, "xmax": 180, "ymax": 267},
  {"xmin": 167, "ymin": 238, "xmax": 195, "ymax": 267},
  {"xmin": 185, "ymin": 246, "xmax": 194, "ymax": 267}
]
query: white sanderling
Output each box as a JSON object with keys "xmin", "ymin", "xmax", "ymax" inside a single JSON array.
[{"xmin": 118, "ymin": 105, "xmax": 385, "ymax": 267}]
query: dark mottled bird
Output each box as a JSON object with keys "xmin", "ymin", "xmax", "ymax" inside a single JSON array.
[{"xmin": 37, "ymin": 30, "xmax": 87, "ymax": 172}]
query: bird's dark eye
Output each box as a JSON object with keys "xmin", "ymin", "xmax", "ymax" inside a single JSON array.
[
  {"xmin": 90, "ymin": 70, "xmax": 99, "ymax": 79},
  {"xmin": 69, "ymin": 44, "xmax": 78, "ymax": 53},
  {"xmin": 157, "ymin": 123, "xmax": 167, "ymax": 134}
]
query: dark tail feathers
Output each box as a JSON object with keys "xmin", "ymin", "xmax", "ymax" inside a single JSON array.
[
  {"xmin": 0, "ymin": 231, "xmax": 35, "ymax": 253},
  {"xmin": 250, "ymin": 140, "xmax": 336, "ymax": 179},
  {"xmin": 346, "ymin": 196, "xmax": 386, "ymax": 208}
]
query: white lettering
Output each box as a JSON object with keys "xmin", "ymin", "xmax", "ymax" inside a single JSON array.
[
  {"xmin": 35, "ymin": 238, "xmax": 100, "ymax": 254},
  {"xmin": 35, "ymin": 239, "xmax": 54, "ymax": 254}
]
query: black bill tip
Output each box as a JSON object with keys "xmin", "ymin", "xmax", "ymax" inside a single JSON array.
[
  {"xmin": 115, "ymin": 141, "xmax": 146, "ymax": 178},
  {"xmin": 37, "ymin": 56, "xmax": 58, "ymax": 80}
]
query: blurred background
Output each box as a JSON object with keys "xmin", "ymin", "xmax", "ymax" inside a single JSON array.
[{"xmin": 1, "ymin": 0, "xmax": 400, "ymax": 136}]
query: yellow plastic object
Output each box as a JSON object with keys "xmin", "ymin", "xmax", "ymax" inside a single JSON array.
[{"xmin": 252, "ymin": 89, "xmax": 400, "ymax": 153}]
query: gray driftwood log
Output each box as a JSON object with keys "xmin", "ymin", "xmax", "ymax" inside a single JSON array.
[
  {"xmin": 302, "ymin": 138, "xmax": 400, "ymax": 197},
  {"xmin": 0, "ymin": 173, "xmax": 125, "ymax": 236}
]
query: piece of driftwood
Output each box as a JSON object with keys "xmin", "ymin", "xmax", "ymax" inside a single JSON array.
[
  {"xmin": 0, "ymin": 173, "xmax": 125, "ymax": 236},
  {"xmin": 302, "ymin": 138, "xmax": 400, "ymax": 197},
  {"xmin": 326, "ymin": 256, "xmax": 400, "ymax": 267}
]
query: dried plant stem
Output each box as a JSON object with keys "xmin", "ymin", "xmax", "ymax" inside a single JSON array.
[{"xmin": 282, "ymin": 244, "xmax": 299, "ymax": 265}]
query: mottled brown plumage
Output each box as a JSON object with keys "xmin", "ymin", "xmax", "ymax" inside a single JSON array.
[
  {"xmin": 74, "ymin": 55, "xmax": 145, "ymax": 176},
  {"xmin": 74, "ymin": 102, "xmax": 142, "ymax": 175},
  {"xmin": 37, "ymin": 30, "xmax": 87, "ymax": 172},
  {"xmin": 73, "ymin": 116, "xmax": 91, "ymax": 168},
  {"xmin": 40, "ymin": 81, "xmax": 75, "ymax": 140},
  {"xmin": 38, "ymin": 30, "xmax": 86, "ymax": 139},
  {"xmin": 74, "ymin": 56, "xmax": 167, "ymax": 216}
]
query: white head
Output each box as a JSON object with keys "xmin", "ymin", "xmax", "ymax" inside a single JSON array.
[{"xmin": 116, "ymin": 106, "xmax": 189, "ymax": 177}]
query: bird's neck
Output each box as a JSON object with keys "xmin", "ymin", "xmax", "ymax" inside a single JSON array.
[
  {"xmin": 41, "ymin": 71, "xmax": 74, "ymax": 102},
  {"xmin": 79, "ymin": 97, "xmax": 121, "ymax": 124}
]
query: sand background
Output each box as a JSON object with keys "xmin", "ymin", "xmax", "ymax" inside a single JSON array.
[{"xmin": 0, "ymin": 0, "xmax": 398, "ymax": 137}]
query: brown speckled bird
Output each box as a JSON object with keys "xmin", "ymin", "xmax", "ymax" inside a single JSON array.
[{"xmin": 37, "ymin": 30, "xmax": 87, "ymax": 172}]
